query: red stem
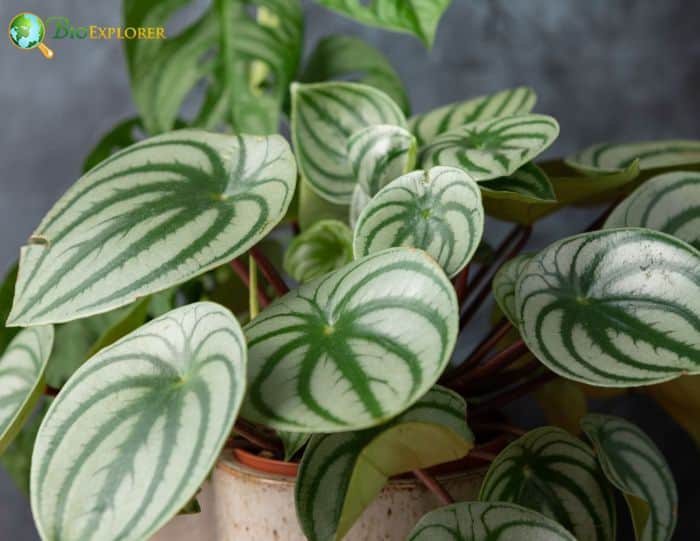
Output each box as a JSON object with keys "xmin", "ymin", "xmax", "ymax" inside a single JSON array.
[
  {"xmin": 230, "ymin": 259, "xmax": 270, "ymax": 308},
  {"xmin": 250, "ymin": 246, "xmax": 289, "ymax": 297},
  {"xmin": 412, "ymin": 469, "xmax": 454, "ymax": 505},
  {"xmin": 468, "ymin": 449, "xmax": 498, "ymax": 462},
  {"xmin": 451, "ymin": 340, "xmax": 530, "ymax": 393},
  {"xmin": 471, "ymin": 371, "xmax": 556, "ymax": 417}
]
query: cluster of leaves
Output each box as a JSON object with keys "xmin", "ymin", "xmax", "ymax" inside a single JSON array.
[{"xmin": 1, "ymin": 1, "xmax": 699, "ymax": 541}]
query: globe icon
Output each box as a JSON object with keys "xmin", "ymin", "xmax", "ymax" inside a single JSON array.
[{"xmin": 8, "ymin": 12, "xmax": 53, "ymax": 58}]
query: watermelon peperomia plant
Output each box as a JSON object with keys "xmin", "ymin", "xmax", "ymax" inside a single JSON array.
[{"xmin": 2, "ymin": 1, "xmax": 699, "ymax": 540}]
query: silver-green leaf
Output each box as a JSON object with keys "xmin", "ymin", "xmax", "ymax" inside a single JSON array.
[
  {"xmin": 515, "ymin": 228, "xmax": 700, "ymax": 387},
  {"xmin": 0, "ymin": 327, "xmax": 53, "ymax": 455},
  {"xmin": 409, "ymin": 87, "xmax": 537, "ymax": 148},
  {"xmin": 8, "ymin": 130, "xmax": 296, "ymax": 327},
  {"xmin": 31, "ymin": 302, "xmax": 246, "ymax": 541},
  {"xmin": 580, "ymin": 414, "xmax": 677, "ymax": 541},
  {"xmin": 291, "ymin": 81, "xmax": 406, "ymax": 204},
  {"xmin": 296, "ymin": 386, "xmax": 473, "ymax": 541},
  {"xmin": 604, "ymin": 171, "xmax": 700, "ymax": 249},
  {"xmin": 407, "ymin": 502, "xmax": 578, "ymax": 541},
  {"xmin": 480, "ymin": 427, "xmax": 616, "ymax": 541},
  {"xmin": 284, "ymin": 220, "xmax": 354, "ymax": 283},
  {"xmin": 242, "ymin": 248, "xmax": 459, "ymax": 432},
  {"xmin": 353, "ymin": 167, "xmax": 484, "ymax": 278},
  {"xmin": 492, "ymin": 253, "xmax": 534, "ymax": 325},
  {"xmin": 421, "ymin": 114, "xmax": 559, "ymax": 181}
]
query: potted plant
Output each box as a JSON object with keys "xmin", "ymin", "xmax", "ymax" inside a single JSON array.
[{"xmin": 2, "ymin": 1, "xmax": 699, "ymax": 540}]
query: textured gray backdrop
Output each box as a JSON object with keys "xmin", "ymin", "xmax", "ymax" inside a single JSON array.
[{"xmin": 1, "ymin": 1, "xmax": 699, "ymax": 539}]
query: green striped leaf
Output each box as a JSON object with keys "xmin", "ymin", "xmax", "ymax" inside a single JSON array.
[
  {"xmin": 604, "ymin": 171, "xmax": 700, "ymax": 249},
  {"xmin": 515, "ymin": 228, "xmax": 700, "ymax": 387},
  {"xmin": 312, "ymin": 0, "xmax": 454, "ymax": 47},
  {"xmin": 581, "ymin": 414, "xmax": 677, "ymax": 541},
  {"xmin": 566, "ymin": 140, "xmax": 700, "ymax": 175},
  {"xmin": 407, "ymin": 502, "xmax": 577, "ymax": 541},
  {"xmin": 31, "ymin": 302, "xmax": 246, "ymax": 541},
  {"xmin": 347, "ymin": 124, "xmax": 417, "ymax": 197},
  {"xmin": 242, "ymin": 248, "xmax": 459, "ymax": 432},
  {"xmin": 279, "ymin": 431, "xmax": 311, "ymax": 462},
  {"xmin": 492, "ymin": 254, "xmax": 534, "ymax": 325},
  {"xmin": 284, "ymin": 220, "xmax": 354, "ymax": 283},
  {"xmin": 480, "ymin": 426, "xmax": 616, "ymax": 541},
  {"xmin": 480, "ymin": 163, "xmax": 556, "ymax": 203},
  {"xmin": 409, "ymin": 87, "xmax": 537, "ymax": 148},
  {"xmin": 125, "ymin": 0, "xmax": 302, "ymax": 135},
  {"xmin": 291, "ymin": 81, "xmax": 406, "ymax": 204},
  {"xmin": 8, "ymin": 130, "xmax": 296, "ymax": 327},
  {"xmin": 353, "ymin": 167, "xmax": 484, "ymax": 278},
  {"xmin": 296, "ymin": 386, "xmax": 473, "ymax": 541},
  {"xmin": 421, "ymin": 114, "xmax": 559, "ymax": 181},
  {"xmin": 0, "ymin": 326, "xmax": 53, "ymax": 455},
  {"xmin": 300, "ymin": 34, "xmax": 410, "ymax": 115}
]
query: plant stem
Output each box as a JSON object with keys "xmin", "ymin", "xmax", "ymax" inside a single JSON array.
[
  {"xmin": 230, "ymin": 259, "xmax": 270, "ymax": 308},
  {"xmin": 451, "ymin": 340, "xmax": 530, "ymax": 393},
  {"xmin": 234, "ymin": 420, "xmax": 281, "ymax": 454},
  {"xmin": 452, "ymin": 264, "xmax": 470, "ymax": 305},
  {"xmin": 471, "ymin": 371, "xmax": 556, "ymax": 416},
  {"xmin": 249, "ymin": 257, "xmax": 260, "ymax": 319},
  {"xmin": 468, "ymin": 449, "xmax": 498, "ymax": 462},
  {"xmin": 412, "ymin": 469, "xmax": 454, "ymax": 505},
  {"xmin": 251, "ymin": 246, "xmax": 289, "ymax": 296}
]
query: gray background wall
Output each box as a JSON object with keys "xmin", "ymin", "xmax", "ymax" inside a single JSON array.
[{"xmin": 1, "ymin": 1, "xmax": 699, "ymax": 539}]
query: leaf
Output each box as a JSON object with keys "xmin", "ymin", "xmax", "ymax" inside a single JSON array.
[
  {"xmin": 291, "ymin": 81, "xmax": 406, "ymax": 204},
  {"xmin": 406, "ymin": 502, "xmax": 577, "ymax": 541},
  {"xmin": 300, "ymin": 35, "xmax": 410, "ymax": 115},
  {"xmin": 0, "ymin": 326, "xmax": 53, "ymax": 454},
  {"xmin": 353, "ymin": 167, "xmax": 484, "ymax": 278},
  {"xmin": 566, "ymin": 140, "xmax": 700, "ymax": 175},
  {"xmin": 0, "ymin": 263, "xmax": 19, "ymax": 354},
  {"xmin": 580, "ymin": 414, "xmax": 677, "ymax": 541},
  {"xmin": 480, "ymin": 163, "xmax": 556, "ymax": 203},
  {"xmin": 8, "ymin": 130, "xmax": 296, "ymax": 326},
  {"xmin": 82, "ymin": 117, "xmax": 143, "ymax": 172},
  {"xmin": 347, "ymin": 124, "xmax": 417, "ymax": 197},
  {"xmin": 421, "ymin": 114, "xmax": 560, "ymax": 181},
  {"xmin": 312, "ymin": 0, "xmax": 454, "ymax": 47},
  {"xmin": 279, "ymin": 431, "xmax": 311, "ymax": 462},
  {"xmin": 242, "ymin": 248, "xmax": 459, "ymax": 432},
  {"xmin": 604, "ymin": 171, "xmax": 700, "ymax": 249},
  {"xmin": 125, "ymin": 0, "xmax": 303, "ymax": 135},
  {"xmin": 295, "ymin": 386, "xmax": 473, "ymax": 541},
  {"xmin": 480, "ymin": 426, "xmax": 616, "ymax": 541},
  {"xmin": 534, "ymin": 378, "xmax": 588, "ymax": 435},
  {"xmin": 409, "ymin": 87, "xmax": 537, "ymax": 148},
  {"xmin": 284, "ymin": 220, "xmax": 354, "ymax": 283},
  {"xmin": 515, "ymin": 228, "xmax": 700, "ymax": 387},
  {"xmin": 645, "ymin": 376, "xmax": 700, "ymax": 446},
  {"xmin": 491, "ymin": 254, "xmax": 533, "ymax": 325},
  {"xmin": 31, "ymin": 302, "xmax": 246, "ymax": 541},
  {"xmin": 1, "ymin": 398, "xmax": 49, "ymax": 497}
]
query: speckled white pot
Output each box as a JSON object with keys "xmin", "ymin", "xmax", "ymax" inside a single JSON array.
[{"xmin": 153, "ymin": 454, "xmax": 486, "ymax": 541}]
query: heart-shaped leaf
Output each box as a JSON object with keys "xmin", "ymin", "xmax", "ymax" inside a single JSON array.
[
  {"xmin": 480, "ymin": 163, "xmax": 556, "ymax": 203},
  {"xmin": 566, "ymin": 140, "xmax": 700, "ymax": 175},
  {"xmin": 407, "ymin": 502, "xmax": 577, "ymax": 541},
  {"xmin": 515, "ymin": 228, "xmax": 700, "ymax": 387},
  {"xmin": 347, "ymin": 124, "xmax": 417, "ymax": 197},
  {"xmin": 480, "ymin": 426, "xmax": 616, "ymax": 541},
  {"xmin": 604, "ymin": 171, "xmax": 700, "ymax": 249},
  {"xmin": 291, "ymin": 81, "xmax": 406, "ymax": 204},
  {"xmin": 421, "ymin": 114, "xmax": 559, "ymax": 181},
  {"xmin": 300, "ymin": 35, "xmax": 410, "ymax": 115},
  {"xmin": 31, "ymin": 302, "xmax": 246, "ymax": 541},
  {"xmin": 312, "ymin": 0, "xmax": 454, "ymax": 47},
  {"xmin": 242, "ymin": 248, "xmax": 459, "ymax": 432},
  {"xmin": 0, "ymin": 326, "xmax": 53, "ymax": 454},
  {"xmin": 492, "ymin": 254, "xmax": 534, "ymax": 325},
  {"xmin": 284, "ymin": 220, "xmax": 354, "ymax": 283},
  {"xmin": 409, "ymin": 87, "xmax": 537, "ymax": 148},
  {"xmin": 296, "ymin": 386, "xmax": 473, "ymax": 541},
  {"xmin": 580, "ymin": 414, "xmax": 677, "ymax": 541},
  {"xmin": 8, "ymin": 130, "xmax": 296, "ymax": 327},
  {"xmin": 353, "ymin": 167, "xmax": 484, "ymax": 278}
]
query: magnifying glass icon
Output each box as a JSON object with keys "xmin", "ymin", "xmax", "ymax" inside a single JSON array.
[{"xmin": 8, "ymin": 12, "xmax": 54, "ymax": 59}]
